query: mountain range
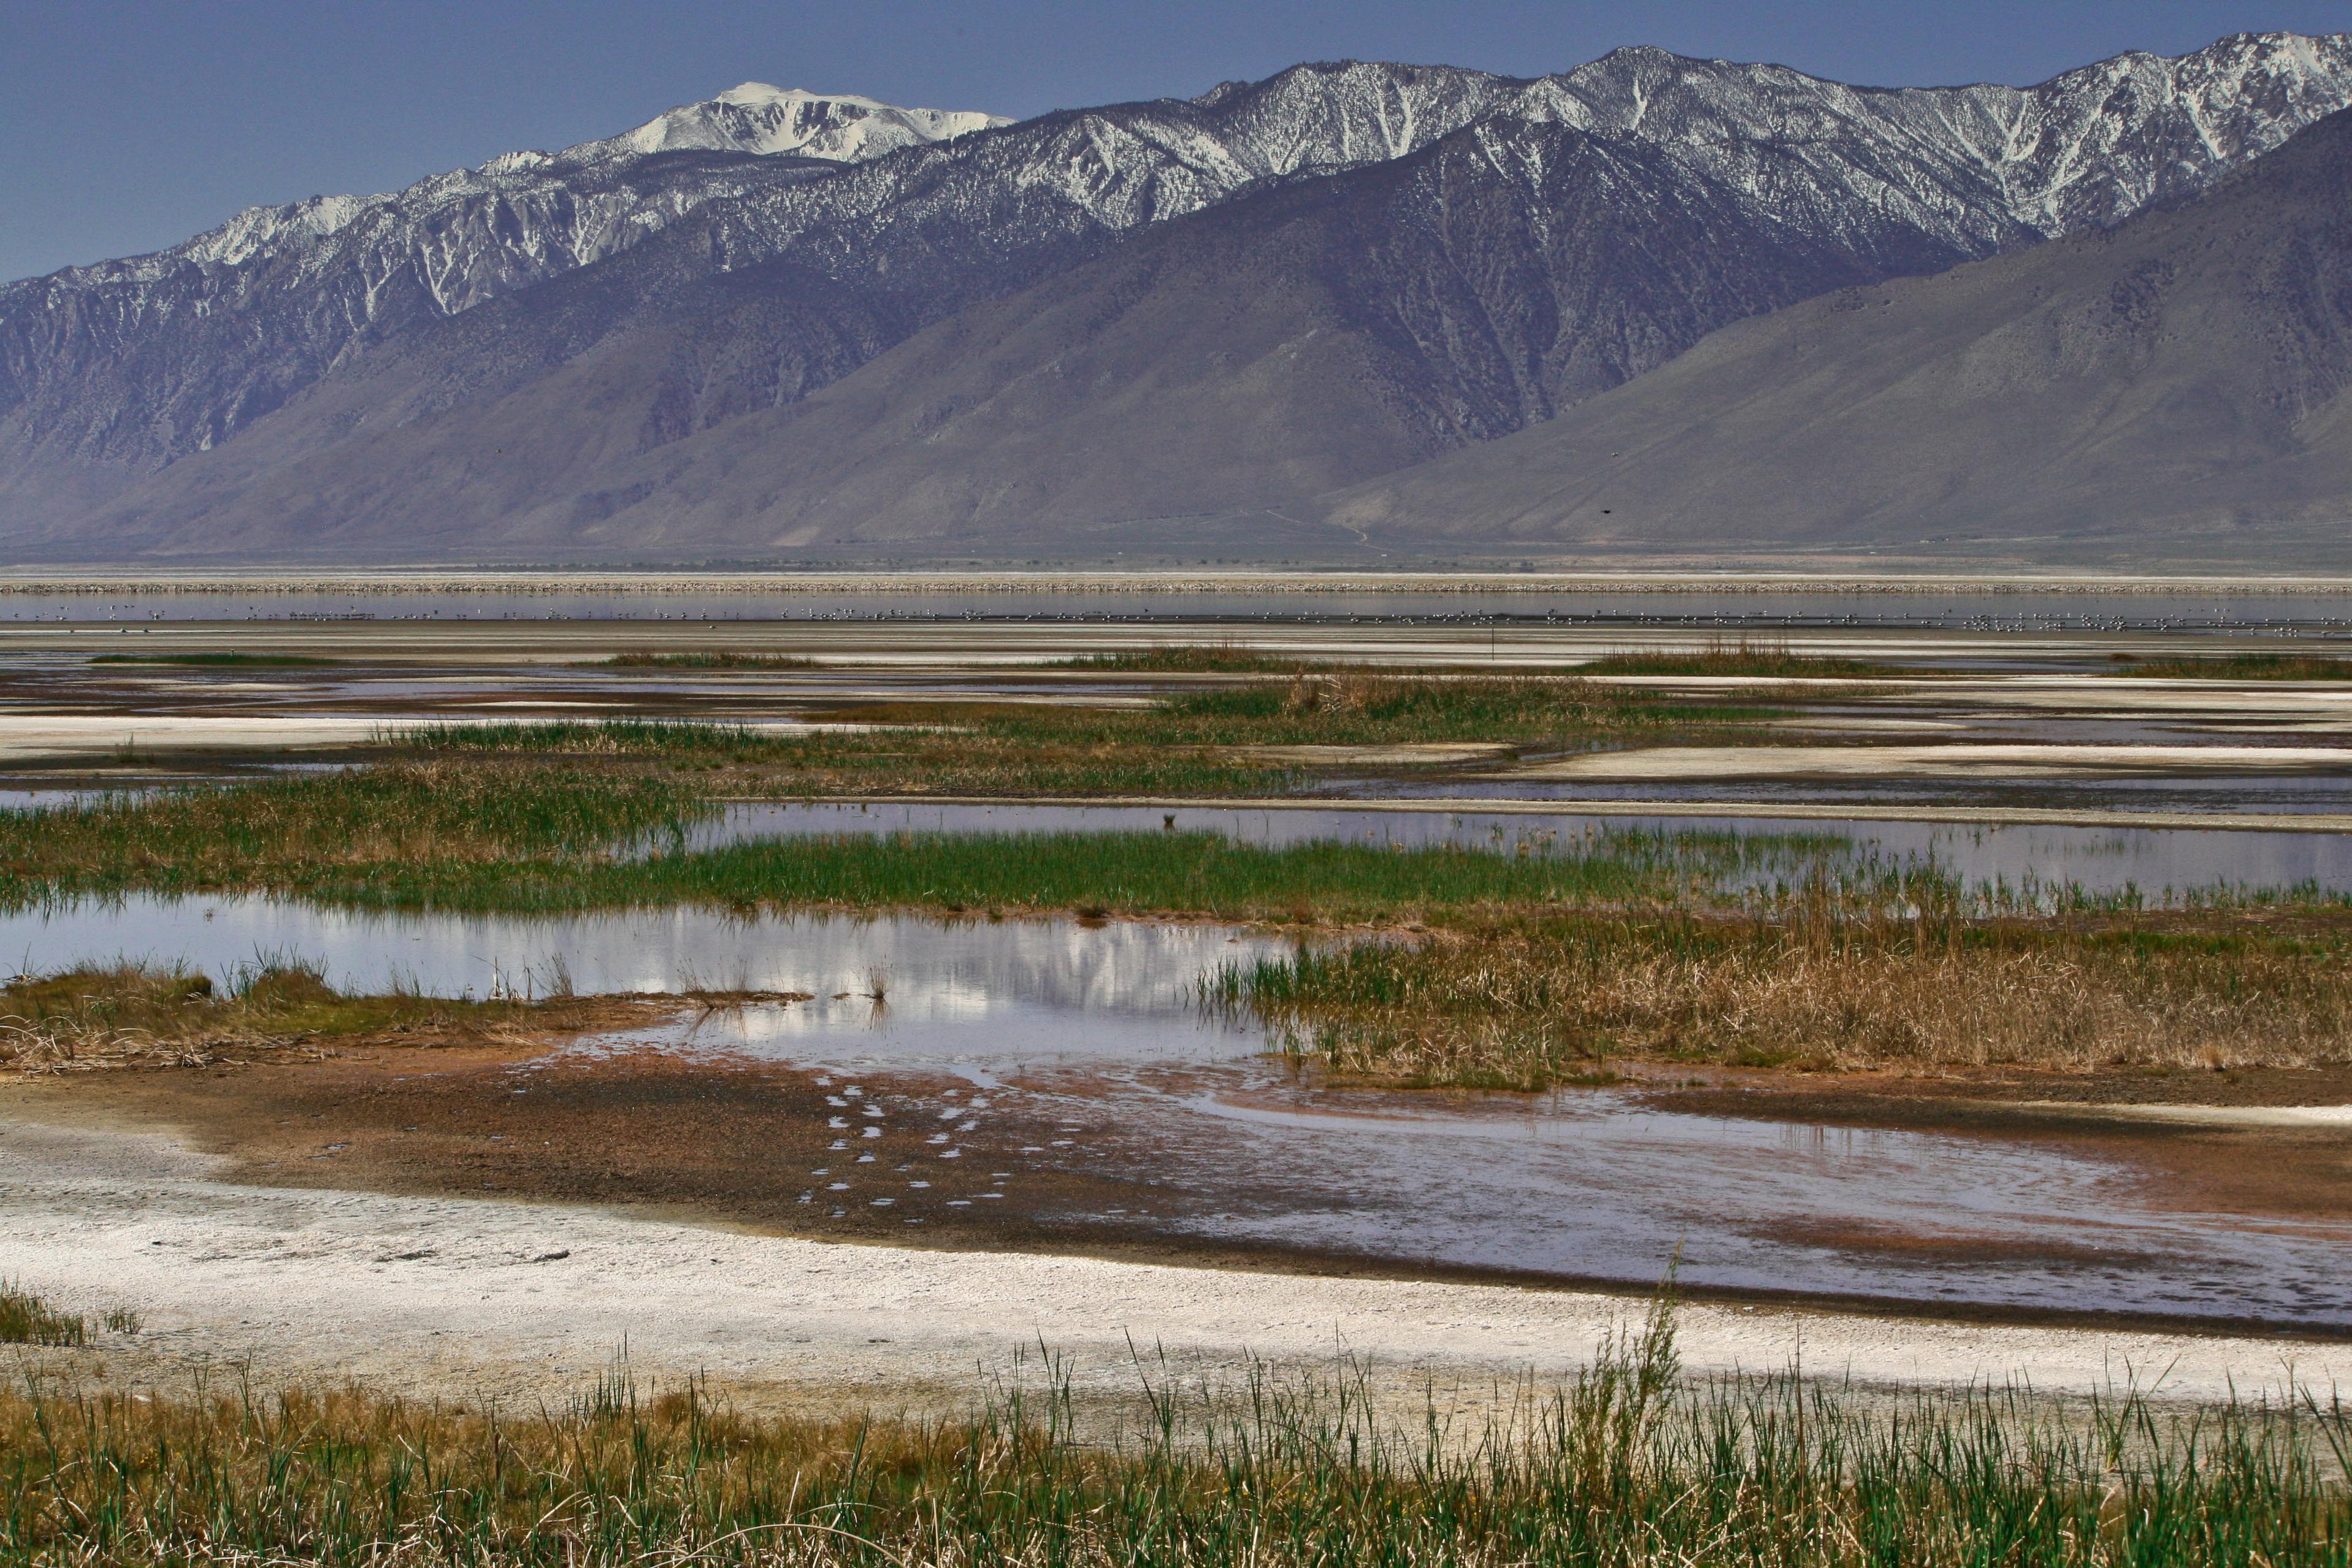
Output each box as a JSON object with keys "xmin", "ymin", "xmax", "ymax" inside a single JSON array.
[{"xmin": 4, "ymin": 31, "xmax": 2351, "ymax": 565}]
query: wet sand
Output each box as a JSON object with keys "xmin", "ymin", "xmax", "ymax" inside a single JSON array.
[
  {"xmin": 7, "ymin": 1103, "xmax": 2348, "ymax": 1420},
  {"xmin": 12, "ymin": 1036, "xmax": 2352, "ymax": 1337}
]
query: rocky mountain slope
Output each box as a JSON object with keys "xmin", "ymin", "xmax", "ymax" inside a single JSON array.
[
  {"xmin": 1319, "ymin": 103, "xmax": 2352, "ymax": 565},
  {"xmin": 6, "ymin": 31, "xmax": 2352, "ymax": 560}
]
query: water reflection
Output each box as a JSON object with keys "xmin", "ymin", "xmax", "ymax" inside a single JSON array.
[
  {"xmin": 675, "ymin": 801, "xmax": 2352, "ymax": 901},
  {"xmin": 0, "ymin": 897, "xmax": 1285, "ymax": 1037},
  {"xmin": 10, "ymin": 884, "xmax": 2343, "ymax": 1326}
]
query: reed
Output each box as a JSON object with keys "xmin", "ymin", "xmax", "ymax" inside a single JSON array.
[
  {"xmin": 1042, "ymin": 644, "xmax": 1336, "ymax": 672},
  {"xmin": 400, "ymin": 673, "xmax": 1757, "ymax": 795},
  {"xmin": 0, "ymin": 762, "xmax": 703, "ymax": 900},
  {"xmin": 0, "ymin": 778, "xmax": 1877, "ymax": 920},
  {"xmin": 1, "ymin": 1303, "xmax": 2345, "ymax": 1566},
  {"xmin": 1579, "ymin": 638, "xmax": 1907, "ymax": 679},
  {"xmin": 0, "ymin": 1286, "xmax": 83, "ymax": 1347},
  {"xmin": 1219, "ymin": 909, "xmax": 2352, "ymax": 1085},
  {"xmin": 2113, "ymin": 652, "xmax": 2352, "ymax": 680}
]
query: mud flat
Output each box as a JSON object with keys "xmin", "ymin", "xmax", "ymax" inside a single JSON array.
[{"xmin": 6, "ymin": 1109, "xmax": 2345, "ymax": 1416}]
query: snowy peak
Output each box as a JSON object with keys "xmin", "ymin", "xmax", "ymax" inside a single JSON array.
[
  {"xmin": 20, "ymin": 82, "xmax": 1009, "ymax": 293},
  {"xmin": 1498, "ymin": 29, "xmax": 2352, "ymax": 248},
  {"xmin": 582, "ymin": 83, "xmax": 1010, "ymax": 164}
]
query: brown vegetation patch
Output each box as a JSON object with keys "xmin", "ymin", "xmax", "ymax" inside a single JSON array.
[
  {"xmin": 1231, "ymin": 910, "xmax": 2352, "ymax": 1089},
  {"xmin": 0, "ymin": 965, "xmax": 638, "ymax": 1076}
]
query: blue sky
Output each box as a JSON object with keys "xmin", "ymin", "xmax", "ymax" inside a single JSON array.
[{"xmin": 4, "ymin": 0, "xmax": 2347, "ymax": 281}]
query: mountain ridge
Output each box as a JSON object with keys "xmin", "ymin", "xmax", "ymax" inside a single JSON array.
[
  {"xmin": 1317, "ymin": 103, "xmax": 2352, "ymax": 564},
  {"xmin": 7, "ymin": 31, "xmax": 2352, "ymax": 562}
]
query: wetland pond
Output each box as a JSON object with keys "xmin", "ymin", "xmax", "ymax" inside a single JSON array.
[
  {"xmin": 675, "ymin": 801, "xmax": 2352, "ymax": 904},
  {"xmin": 6, "ymin": 881, "xmax": 2351, "ymax": 1330}
]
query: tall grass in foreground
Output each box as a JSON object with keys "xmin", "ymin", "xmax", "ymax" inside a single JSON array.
[
  {"xmin": 2, "ymin": 1299, "xmax": 2347, "ymax": 1566},
  {"xmin": 1215, "ymin": 909, "xmax": 2352, "ymax": 1084}
]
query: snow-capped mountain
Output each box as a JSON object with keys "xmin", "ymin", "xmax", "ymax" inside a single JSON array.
[
  {"xmin": 4, "ymin": 32, "xmax": 2351, "ymax": 559},
  {"xmin": 1511, "ymin": 31, "xmax": 2352, "ymax": 251},
  {"xmin": 20, "ymin": 85, "xmax": 1006, "ymax": 304},
  {"xmin": 580, "ymin": 82, "xmax": 1009, "ymax": 162}
]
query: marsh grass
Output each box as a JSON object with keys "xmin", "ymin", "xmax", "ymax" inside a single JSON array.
[
  {"xmin": 602, "ymin": 652, "xmax": 823, "ymax": 670},
  {"xmin": 0, "ymin": 960, "xmax": 589, "ymax": 1073},
  {"xmin": 0, "ymin": 763, "xmax": 703, "ymax": 902},
  {"xmin": 404, "ymin": 673, "xmax": 1756, "ymax": 797},
  {"xmin": 0, "ymin": 783, "xmax": 1874, "ymax": 921},
  {"xmin": 1219, "ymin": 908, "xmax": 2352, "ymax": 1085},
  {"xmin": 2112, "ymin": 652, "xmax": 2352, "ymax": 680},
  {"xmin": 1043, "ymin": 644, "xmax": 1338, "ymax": 672},
  {"xmin": 2, "ymin": 1303, "xmax": 2346, "ymax": 1566},
  {"xmin": 1579, "ymin": 638, "xmax": 1909, "ymax": 679},
  {"xmin": 0, "ymin": 1287, "xmax": 83, "ymax": 1347}
]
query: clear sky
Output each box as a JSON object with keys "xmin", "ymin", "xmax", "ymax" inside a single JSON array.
[{"xmin": 4, "ymin": 0, "xmax": 2347, "ymax": 283}]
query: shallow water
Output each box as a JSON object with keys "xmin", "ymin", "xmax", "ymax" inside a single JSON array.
[
  {"xmin": 675, "ymin": 800, "xmax": 2352, "ymax": 901},
  {"xmin": 0, "ymin": 897, "xmax": 1284, "ymax": 1046},
  {"xmin": 13, "ymin": 887, "xmax": 2346, "ymax": 1325},
  {"xmin": 581, "ymin": 999, "xmax": 2352, "ymax": 1329},
  {"xmin": 1405, "ymin": 771, "xmax": 2352, "ymax": 819}
]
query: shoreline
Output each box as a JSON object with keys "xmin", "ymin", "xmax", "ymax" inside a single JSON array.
[{"xmin": 6, "ymin": 1107, "xmax": 2348, "ymax": 1412}]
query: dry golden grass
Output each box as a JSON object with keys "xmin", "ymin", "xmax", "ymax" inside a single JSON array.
[
  {"xmin": 1224, "ymin": 913, "xmax": 2352, "ymax": 1087},
  {"xmin": 0, "ymin": 963, "xmax": 608, "ymax": 1074}
]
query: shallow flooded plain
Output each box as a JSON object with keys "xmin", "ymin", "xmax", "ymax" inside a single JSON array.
[
  {"xmin": 3, "ymin": 583, "xmax": 2351, "ymax": 1337},
  {"xmin": 7, "ymin": 889, "xmax": 2348, "ymax": 1329}
]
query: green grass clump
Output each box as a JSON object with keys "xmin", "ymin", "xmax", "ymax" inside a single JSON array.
[
  {"xmin": 1580, "ymin": 639, "xmax": 1906, "ymax": 679},
  {"xmin": 0, "ymin": 755, "xmax": 1862, "ymax": 920},
  {"xmin": 0, "ymin": 762, "xmax": 705, "ymax": 903},
  {"xmin": 1044, "ymin": 644, "xmax": 1335, "ymax": 673},
  {"xmin": 86, "ymin": 651, "xmax": 342, "ymax": 667},
  {"xmin": 540, "ymin": 826, "xmax": 1830, "ymax": 923},
  {"xmin": 1, "ymin": 1304, "xmax": 2347, "ymax": 1566},
  {"xmin": 2113, "ymin": 652, "xmax": 2352, "ymax": 679},
  {"xmin": 1145, "ymin": 673, "xmax": 1728, "ymax": 746},
  {"xmin": 0, "ymin": 1285, "xmax": 84, "ymax": 1347},
  {"xmin": 602, "ymin": 651, "xmax": 822, "ymax": 670},
  {"xmin": 400, "ymin": 672, "xmax": 1757, "ymax": 796}
]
